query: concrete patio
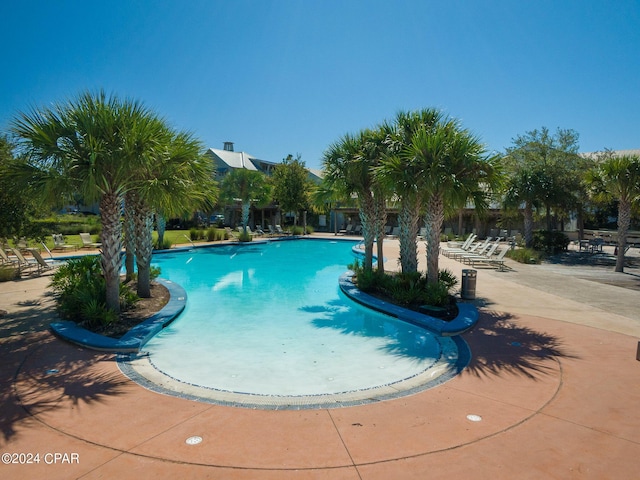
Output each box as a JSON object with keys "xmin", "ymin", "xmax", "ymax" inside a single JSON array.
[{"xmin": 1, "ymin": 237, "xmax": 639, "ymax": 479}]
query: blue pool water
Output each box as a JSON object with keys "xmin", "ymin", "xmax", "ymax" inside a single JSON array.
[{"xmin": 142, "ymin": 239, "xmax": 456, "ymax": 398}]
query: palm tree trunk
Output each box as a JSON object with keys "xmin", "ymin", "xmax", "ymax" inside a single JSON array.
[
  {"xmin": 398, "ymin": 196, "xmax": 420, "ymax": 274},
  {"xmin": 124, "ymin": 192, "xmax": 136, "ymax": 282},
  {"xmin": 242, "ymin": 202, "xmax": 250, "ymax": 232},
  {"xmin": 133, "ymin": 197, "xmax": 154, "ymax": 298},
  {"xmin": 358, "ymin": 192, "xmax": 376, "ymax": 271},
  {"xmin": 100, "ymin": 192, "xmax": 123, "ymax": 314},
  {"xmin": 156, "ymin": 213, "xmax": 166, "ymax": 248},
  {"xmin": 615, "ymin": 199, "xmax": 630, "ymax": 273},
  {"xmin": 424, "ymin": 193, "xmax": 444, "ymax": 284},
  {"xmin": 374, "ymin": 193, "xmax": 387, "ymax": 274},
  {"xmin": 524, "ymin": 202, "xmax": 534, "ymax": 248}
]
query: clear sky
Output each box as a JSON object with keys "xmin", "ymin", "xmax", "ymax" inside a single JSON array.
[{"xmin": 1, "ymin": 0, "xmax": 639, "ymax": 170}]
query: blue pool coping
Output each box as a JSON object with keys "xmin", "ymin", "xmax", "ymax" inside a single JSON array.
[
  {"xmin": 339, "ymin": 271, "xmax": 479, "ymax": 337},
  {"xmin": 49, "ymin": 278, "xmax": 186, "ymax": 353}
]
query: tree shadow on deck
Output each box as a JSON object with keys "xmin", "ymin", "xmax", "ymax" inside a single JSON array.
[
  {"xmin": 0, "ymin": 299, "xmax": 128, "ymax": 446},
  {"xmin": 463, "ymin": 309, "xmax": 578, "ymax": 380}
]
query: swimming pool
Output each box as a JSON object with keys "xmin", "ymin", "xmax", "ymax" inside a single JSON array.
[{"xmin": 120, "ymin": 238, "xmax": 467, "ymax": 408}]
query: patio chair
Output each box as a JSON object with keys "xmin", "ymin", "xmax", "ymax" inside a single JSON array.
[
  {"xmin": 80, "ymin": 233, "xmax": 102, "ymax": 249},
  {"xmin": 0, "ymin": 246, "xmax": 19, "ymax": 265},
  {"xmin": 52, "ymin": 234, "xmax": 76, "ymax": 251},
  {"xmin": 449, "ymin": 237, "xmax": 491, "ymax": 260},
  {"xmin": 27, "ymin": 248, "xmax": 57, "ymax": 273},
  {"xmin": 468, "ymin": 247, "xmax": 509, "ymax": 270},
  {"xmin": 9, "ymin": 248, "xmax": 38, "ymax": 273},
  {"xmin": 275, "ymin": 225, "xmax": 290, "ymax": 235},
  {"xmin": 460, "ymin": 241, "xmax": 500, "ymax": 264},
  {"xmin": 440, "ymin": 233, "xmax": 476, "ymax": 256}
]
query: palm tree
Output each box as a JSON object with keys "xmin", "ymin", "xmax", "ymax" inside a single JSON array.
[
  {"xmin": 12, "ymin": 90, "xmax": 155, "ymax": 313},
  {"xmin": 587, "ymin": 153, "xmax": 640, "ymax": 272},
  {"xmin": 410, "ymin": 120, "xmax": 500, "ymax": 284},
  {"xmin": 378, "ymin": 109, "xmax": 445, "ymax": 274},
  {"xmin": 220, "ymin": 168, "xmax": 271, "ymax": 238},
  {"xmin": 323, "ymin": 132, "xmax": 377, "ymax": 271},
  {"xmin": 132, "ymin": 129, "xmax": 217, "ymax": 297},
  {"xmin": 360, "ymin": 125, "xmax": 393, "ymax": 274},
  {"xmin": 503, "ymin": 166, "xmax": 544, "ymax": 248}
]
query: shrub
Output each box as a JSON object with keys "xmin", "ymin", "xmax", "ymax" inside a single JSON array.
[
  {"xmin": 50, "ymin": 256, "xmax": 138, "ymax": 327},
  {"xmin": 506, "ymin": 247, "xmax": 543, "ymax": 264},
  {"xmin": 291, "ymin": 226, "xmax": 304, "ymax": 235},
  {"xmin": 154, "ymin": 237, "xmax": 172, "ymax": 250},
  {"xmin": 533, "ymin": 230, "xmax": 570, "ymax": 254},
  {"xmin": 305, "ymin": 225, "xmax": 315, "ymax": 234},
  {"xmin": 0, "ymin": 265, "xmax": 20, "ymax": 282},
  {"xmin": 206, "ymin": 227, "xmax": 217, "ymax": 241},
  {"xmin": 238, "ymin": 231, "xmax": 252, "ymax": 242},
  {"xmin": 349, "ymin": 260, "xmax": 457, "ymax": 308},
  {"xmin": 189, "ymin": 228, "xmax": 204, "ymax": 241}
]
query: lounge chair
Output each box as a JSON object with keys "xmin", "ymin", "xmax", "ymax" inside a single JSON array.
[
  {"xmin": 80, "ymin": 233, "xmax": 102, "ymax": 249},
  {"xmin": 52, "ymin": 234, "xmax": 76, "ymax": 251},
  {"xmin": 440, "ymin": 233, "xmax": 476, "ymax": 256},
  {"xmin": 460, "ymin": 241, "xmax": 500, "ymax": 264},
  {"xmin": 0, "ymin": 246, "xmax": 18, "ymax": 265},
  {"xmin": 10, "ymin": 248, "xmax": 38, "ymax": 273},
  {"xmin": 238, "ymin": 226, "xmax": 257, "ymax": 237},
  {"xmin": 27, "ymin": 248, "xmax": 57, "ymax": 273},
  {"xmin": 337, "ymin": 224, "xmax": 350, "ymax": 235},
  {"xmin": 275, "ymin": 225, "xmax": 290, "ymax": 235},
  {"xmin": 468, "ymin": 247, "xmax": 509, "ymax": 270},
  {"xmin": 449, "ymin": 237, "xmax": 490, "ymax": 260}
]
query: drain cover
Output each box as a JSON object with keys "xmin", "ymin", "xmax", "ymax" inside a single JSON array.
[
  {"xmin": 185, "ymin": 436, "xmax": 203, "ymax": 445},
  {"xmin": 466, "ymin": 414, "xmax": 482, "ymax": 422}
]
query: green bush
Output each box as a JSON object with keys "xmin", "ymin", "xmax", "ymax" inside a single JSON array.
[
  {"xmin": 533, "ymin": 230, "xmax": 570, "ymax": 254},
  {"xmin": 238, "ymin": 231, "xmax": 252, "ymax": 242},
  {"xmin": 506, "ymin": 247, "xmax": 543, "ymax": 264},
  {"xmin": 349, "ymin": 260, "xmax": 457, "ymax": 307},
  {"xmin": 36, "ymin": 214, "xmax": 102, "ymax": 235},
  {"xmin": 189, "ymin": 228, "xmax": 204, "ymax": 241},
  {"xmin": 0, "ymin": 265, "xmax": 20, "ymax": 282},
  {"xmin": 154, "ymin": 237, "xmax": 172, "ymax": 250},
  {"xmin": 50, "ymin": 256, "xmax": 138, "ymax": 327},
  {"xmin": 206, "ymin": 227, "xmax": 217, "ymax": 241},
  {"xmin": 305, "ymin": 225, "xmax": 315, "ymax": 234},
  {"xmin": 291, "ymin": 226, "xmax": 304, "ymax": 235}
]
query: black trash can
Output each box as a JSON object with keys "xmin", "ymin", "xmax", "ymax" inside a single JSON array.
[{"xmin": 461, "ymin": 269, "xmax": 477, "ymax": 300}]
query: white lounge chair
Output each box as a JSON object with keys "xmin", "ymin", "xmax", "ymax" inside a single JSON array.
[
  {"xmin": 80, "ymin": 233, "xmax": 101, "ymax": 249},
  {"xmin": 460, "ymin": 241, "xmax": 500, "ymax": 264},
  {"xmin": 468, "ymin": 247, "xmax": 509, "ymax": 270},
  {"xmin": 10, "ymin": 248, "xmax": 38, "ymax": 273},
  {"xmin": 440, "ymin": 234, "xmax": 476, "ymax": 256},
  {"xmin": 52, "ymin": 234, "xmax": 76, "ymax": 251}
]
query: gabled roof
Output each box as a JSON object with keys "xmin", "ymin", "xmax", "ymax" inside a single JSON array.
[{"xmin": 207, "ymin": 148, "xmax": 260, "ymax": 171}]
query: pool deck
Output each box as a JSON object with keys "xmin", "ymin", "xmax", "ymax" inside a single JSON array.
[{"xmin": 1, "ymin": 236, "xmax": 639, "ymax": 479}]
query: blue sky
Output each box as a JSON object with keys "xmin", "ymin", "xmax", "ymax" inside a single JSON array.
[{"xmin": 1, "ymin": 0, "xmax": 639, "ymax": 170}]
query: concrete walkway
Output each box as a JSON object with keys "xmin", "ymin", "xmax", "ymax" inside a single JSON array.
[{"xmin": 1, "ymin": 237, "xmax": 639, "ymax": 479}]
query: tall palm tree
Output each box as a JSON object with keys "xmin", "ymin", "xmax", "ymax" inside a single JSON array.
[
  {"xmin": 11, "ymin": 90, "xmax": 154, "ymax": 313},
  {"xmin": 360, "ymin": 125, "xmax": 393, "ymax": 274},
  {"xmin": 378, "ymin": 109, "xmax": 445, "ymax": 274},
  {"xmin": 410, "ymin": 120, "xmax": 500, "ymax": 284},
  {"xmin": 323, "ymin": 132, "xmax": 377, "ymax": 271},
  {"xmin": 587, "ymin": 153, "xmax": 640, "ymax": 272},
  {"xmin": 132, "ymin": 129, "xmax": 217, "ymax": 297},
  {"xmin": 220, "ymin": 168, "xmax": 271, "ymax": 237},
  {"xmin": 503, "ymin": 166, "xmax": 543, "ymax": 248}
]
